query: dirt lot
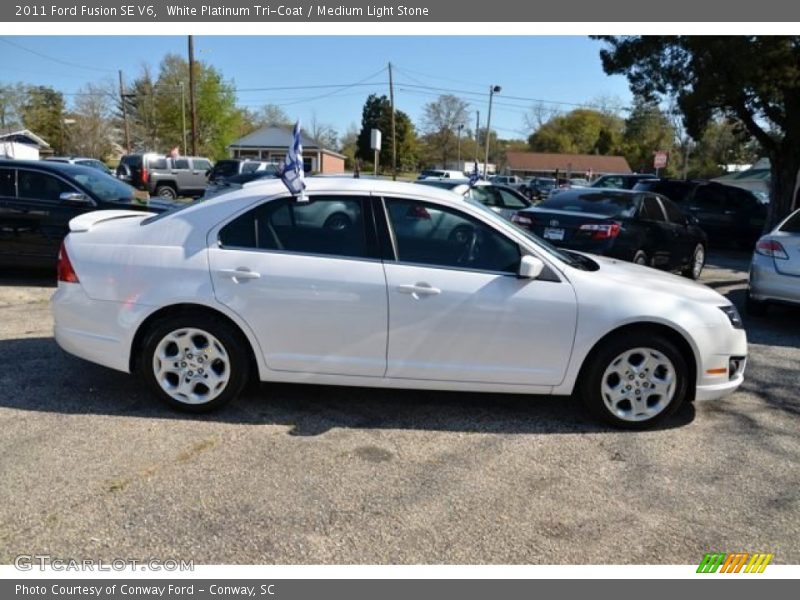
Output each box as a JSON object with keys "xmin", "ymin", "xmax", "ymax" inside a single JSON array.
[{"xmin": 0, "ymin": 251, "xmax": 798, "ymax": 564}]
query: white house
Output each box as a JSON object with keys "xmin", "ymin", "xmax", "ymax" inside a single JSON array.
[{"xmin": 0, "ymin": 129, "xmax": 50, "ymax": 160}]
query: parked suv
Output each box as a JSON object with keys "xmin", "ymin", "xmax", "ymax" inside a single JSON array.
[
  {"xmin": 208, "ymin": 159, "xmax": 279, "ymax": 184},
  {"xmin": 633, "ymin": 178, "xmax": 766, "ymax": 247},
  {"xmin": 117, "ymin": 153, "xmax": 213, "ymax": 199},
  {"xmin": 45, "ymin": 156, "xmax": 113, "ymax": 175}
]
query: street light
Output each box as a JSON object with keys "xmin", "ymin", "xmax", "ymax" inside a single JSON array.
[{"xmin": 484, "ymin": 85, "xmax": 501, "ymax": 178}]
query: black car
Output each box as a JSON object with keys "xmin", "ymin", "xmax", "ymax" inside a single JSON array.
[
  {"xmin": 632, "ymin": 178, "xmax": 766, "ymax": 247},
  {"xmin": 590, "ymin": 173, "xmax": 657, "ymax": 190},
  {"xmin": 203, "ymin": 169, "xmax": 279, "ymax": 199},
  {"xmin": 0, "ymin": 159, "xmax": 162, "ymax": 269},
  {"xmin": 511, "ymin": 188, "xmax": 708, "ymax": 279}
]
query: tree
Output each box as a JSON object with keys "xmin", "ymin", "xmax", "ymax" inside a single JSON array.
[
  {"xmin": 0, "ymin": 83, "xmax": 26, "ymax": 130},
  {"xmin": 528, "ymin": 108, "xmax": 624, "ymax": 156},
  {"xmin": 65, "ymin": 82, "xmax": 116, "ymax": 159},
  {"xmin": 124, "ymin": 65, "xmax": 160, "ymax": 152},
  {"xmin": 21, "ymin": 86, "xmax": 66, "ymax": 153},
  {"xmin": 307, "ymin": 113, "xmax": 338, "ymax": 151},
  {"xmin": 622, "ymin": 97, "xmax": 676, "ymax": 174},
  {"xmin": 245, "ymin": 104, "xmax": 292, "ymax": 129},
  {"xmin": 356, "ymin": 94, "xmax": 417, "ymax": 171},
  {"xmin": 594, "ymin": 36, "xmax": 800, "ymax": 227},
  {"xmin": 420, "ymin": 94, "xmax": 470, "ymax": 167}
]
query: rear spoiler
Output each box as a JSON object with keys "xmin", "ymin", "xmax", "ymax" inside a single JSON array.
[{"xmin": 69, "ymin": 210, "xmax": 153, "ymax": 233}]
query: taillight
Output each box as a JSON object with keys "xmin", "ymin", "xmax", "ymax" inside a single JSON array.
[
  {"xmin": 57, "ymin": 241, "xmax": 79, "ymax": 283},
  {"xmin": 755, "ymin": 239, "xmax": 788, "ymax": 259},
  {"xmin": 141, "ymin": 167, "xmax": 149, "ymax": 184},
  {"xmin": 579, "ymin": 223, "xmax": 620, "ymax": 240},
  {"xmin": 512, "ymin": 214, "xmax": 534, "ymax": 227}
]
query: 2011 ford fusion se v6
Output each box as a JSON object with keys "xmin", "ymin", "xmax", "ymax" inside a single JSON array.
[{"xmin": 51, "ymin": 178, "xmax": 747, "ymax": 429}]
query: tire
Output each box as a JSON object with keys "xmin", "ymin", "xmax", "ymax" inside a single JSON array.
[
  {"xmin": 632, "ymin": 250, "xmax": 648, "ymax": 266},
  {"xmin": 324, "ymin": 212, "xmax": 352, "ymax": 231},
  {"xmin": 579, "ymin": 332, "xmax": 689, "ymax": 429},
  {"xmin": 155, "ymin": 184, "xmax": 177, "ymax": 200},
  {"xmin": 745, "ymin": 291, "xmax": 768, "ymax": 317},
  {"xmin": 682, "ymin": 243, "xmax": 705, "ymax": 280},
  {"xmin": 139, "ymin": 313, "xmax": 249, "ymax": 413}
]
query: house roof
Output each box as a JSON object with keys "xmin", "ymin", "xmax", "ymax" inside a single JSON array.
[
  {"xmin": 229, "ymin": 125, "xmax": 345, "ymax": 158},
  {"xmin": 506, "ymin": 151, "xmax": 631, "ymax": 174},
  {"xmin": 0, "ymin": 128, "xmax": 50, "ymax": 148}
]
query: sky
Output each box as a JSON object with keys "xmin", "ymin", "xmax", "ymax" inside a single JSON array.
[{"xmin": 0, "ymin": 36, "xmax": 633, "ymax": 141}]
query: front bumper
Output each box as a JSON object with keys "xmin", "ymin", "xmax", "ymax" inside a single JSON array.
[{"xmin": 695, "ymin": 372, "xmax": 745, "ymax": 401}]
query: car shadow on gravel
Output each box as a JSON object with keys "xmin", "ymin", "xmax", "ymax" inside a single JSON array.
[{"xmin": 0, "ymin": 336, "xmax": 696, "ymax": 436}]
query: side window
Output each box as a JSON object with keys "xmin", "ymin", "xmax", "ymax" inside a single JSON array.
[
  {"xmin": 385, "ymin": 198, "xmax": 520, "ymax": 273},
  {"xmin": 470, "ymin": 186, "xmax": 500, "ymax": 207},
  {"xmin": 174, "ymin": 158, "xmax": 190, "ymax": 169},
  {"xmin": 0, "ymin": 168, "xmax": 15, "ymax": 197},
  {"xmin": 660, "ymin": 197, "xmax": 686, "ymax": 223},
  {"xmin": 219, "ymin": 196, "xmax": 369, "ymax": 260},
  {"xmin": 780, "ymin": 211, "xmax": 800, "ymax": 233},
  {"xmin": 148, "ymin": 157, "xmax": 168, "ymax": 170},
  {"xmin": 639, "ymin": 196, "xmax": 666, "ymax": 221},
  {"xmin": 497, "ymin": 188, "xmax": 528, "ymax": 209},
  {"xmin": 692, "ymin": 185, "xmax": 722, "ymax": 209},
  {"xmin": 598, "ymin": 176, "xmax": 623, "ymax": 189},
  {"xmin": 17, "ymin": 170, "xmax": 74, "ymax": 202},
  {"xmin": 193, "ymin": 159, "xmax": 212, "ymax": 172},
  {"xmin": 241, "ymin": 162, "xmax": 260, "ymax": 174}
]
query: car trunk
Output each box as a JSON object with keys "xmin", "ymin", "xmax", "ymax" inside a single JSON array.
[
  {"xmin": 523, "ymin": 208, "xmax": 619, "ymax": 245},
  {"xmin": 774, "ymin": 233, "xmax": 800, "ymax": 276}
]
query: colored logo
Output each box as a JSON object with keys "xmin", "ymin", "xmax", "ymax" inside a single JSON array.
[{"xmin": 697, "ymin": 552, "xmax": 773, "ymax": 573}]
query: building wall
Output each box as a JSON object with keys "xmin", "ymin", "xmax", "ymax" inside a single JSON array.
[
  {"xmin": 0, "ymin": 141, "xmax": 39, "ymax": 160},
  {"xmin": 320, "ymin": 153, "xmax": 345, "ymax": 174}
]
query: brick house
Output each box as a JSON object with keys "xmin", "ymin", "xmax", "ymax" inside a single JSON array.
[
  {"xmin": 228, "ymin": 126, "xmax": 346, "ymax": 174},
  {"xmin": 506, "ymin": 151, "xmax": 632, "ymax": 178}
]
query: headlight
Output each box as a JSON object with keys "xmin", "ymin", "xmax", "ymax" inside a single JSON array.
[{"xmin": 719, "ymin": 305, "xmax": 743, "ymax": 329}]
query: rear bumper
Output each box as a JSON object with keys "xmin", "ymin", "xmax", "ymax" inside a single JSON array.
[
  {"xmin": 749, "ymin": 253, "xmax": 800, "ymax": 305},
  {"xmin": 51, "ymin": 283, "xmax": 132, "ymax": 373}
]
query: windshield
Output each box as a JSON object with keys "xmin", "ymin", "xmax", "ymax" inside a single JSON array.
[
  {"xmin": 539, "ymin": 192, "xmax": 637, "ymax": 217},
  {"xmin": 464, "ymin": 197, "xmax": 585, "ymax": 269},
  {"xmin": 72, "ymin": 170, "xmax": 135, "ymax": 202}
]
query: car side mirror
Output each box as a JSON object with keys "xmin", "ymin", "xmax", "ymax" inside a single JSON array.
[
  {"xmin": 518, "ymin": 255, "xmax": 545, "ymax": 280},
  {"xmin": 59, "ymin": 192, "xmax": 93, "ymax": 206}
]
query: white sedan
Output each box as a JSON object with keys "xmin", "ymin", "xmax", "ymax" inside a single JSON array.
[{"xmin": 51, "ymin": 178, "xmax": 747, "ymax": 429}]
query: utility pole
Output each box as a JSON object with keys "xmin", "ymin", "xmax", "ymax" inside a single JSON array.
[
  {"xmin": 457, "ymin": 123, "xmax": 464, "ymax": 169},
  {"xmin": 118, "ymin": 70, "xmax": 131, "ymax": 154},
  {"xmin": 179, "ymin": 82, "xmax": 187, "ymax": 155},
  {"xmin": 388, "ymin": 62, "xmax": 397, "ymax": 181},
  {"xmin": 474, "ymin": 110, "xmax": 480, "ymax": 171},
  {"xmin": 188, "ymin": 35, "xmax": 198, "ymax": 156},
  {"xmin": 484, "ymin": 85, "xmax": 501, "ymax": 178}
]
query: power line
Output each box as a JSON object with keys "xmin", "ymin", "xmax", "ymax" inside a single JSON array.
[{"xmin": 0, "ymin": 37, "xmax": 116, "ymax": 74}]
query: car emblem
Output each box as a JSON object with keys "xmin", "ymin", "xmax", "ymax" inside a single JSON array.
[{"xmin": 550, "ymin": 219, "xmax": 559, "ymax": 227}]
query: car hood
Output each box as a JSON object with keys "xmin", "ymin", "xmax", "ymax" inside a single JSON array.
[{"xmin": 581, "ymin": 253, "xmax": 730, "ymax": 306}]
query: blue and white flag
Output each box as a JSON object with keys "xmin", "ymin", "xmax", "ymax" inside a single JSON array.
[
  {"xmin": 281, "ymin": 120, "xmax": 307, "ymax": 201},
  {"xmin": 469, "ymin": 161, "xmax": 480, "ymax": 187}
]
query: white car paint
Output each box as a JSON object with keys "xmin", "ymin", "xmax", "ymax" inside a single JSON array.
[{"xmin": 51, "ymin": 178, "xmax": 747, "ymax": 420}]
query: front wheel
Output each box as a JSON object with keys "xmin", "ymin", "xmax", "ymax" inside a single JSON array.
[
  {"xmin": 632, "ymin": 250, "xmax": 648, "ymax": 266},
  {"xmin": 682, "ymin": 243, "xmax": 705, "ymax": 280},
  {"xmin": 580, "ymin": 333, "xmax": 689, "ymax": 429},
  {"xmin": 155, "ymin": 184, "xmax": 177, "ymax": 200},
  {"xmin": 139, "ymin": 314, "xmax": 249, "ymax": 412}
]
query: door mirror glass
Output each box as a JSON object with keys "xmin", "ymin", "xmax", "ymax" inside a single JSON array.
[
  {"xmin": 518, "ymin": 255, "xmax": 545, "ymax": 279},
  {"xmin": 59, "ymin": 191, "xmax": 92, "ymax": 205}
]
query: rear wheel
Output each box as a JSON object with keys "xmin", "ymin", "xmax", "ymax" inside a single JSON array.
[
  {"xmin": 139, "ymin": 314, "xmax": 249, "ymax": 412},
  {"xmin": 682, "ymin": 243, "xmax": 705, "ymax": 280},
  {"xmin": 156, "ymin": 184, "xmax": 177, "ymax": 200},
  {"xmin": 580, "ymin": 333, "xmax": 688, "ymax": 429},
  {"xmin": 632, "ymin": 250, "xmax": 648, "ymax": 266}
]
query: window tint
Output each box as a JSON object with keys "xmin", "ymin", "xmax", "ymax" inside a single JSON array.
[
  {"xmin": 17, "ymin": 170, "xmax": 74, "ymax": 202},
  {"xmin": 497, "ymin": 188, "xmax": 529, "ymax": 209},
  {"xmin": 469, "ymin": 186, "xmax": 500, "ymax": 207},
  {"xmin": 212, "ymin": 161, "xmax": 239, "ymax": 178},
  {"xmin": 193, "ymin": 159, "xmax": 212, "ymax": 171},
  {"xmin": 174, "ymin": 158, "xmax": 190, "ymax": 169},
  {"xmin": 147, "ymin": 157, "xmax": 168, "ymax": 170},
  {"xmin": 660, "ymin": 197, "xmax": 686, "ymax": 223},
  {"xmin": 385, "ymin": 198, "xmax": 520, "ymax": 273},
  {"xmin": 692, "ymin": 185, "xmax": 723, "ymax": 208},
  {"xmin": 639, "ymin": 196, "xmax": 666, "ymax": 221},
  {"xmin": 241, "ymin": 162, "xmax": 261, "ymax": 174},
  {"xmin": 0, "ymin": 168, "xmax": 15, "ymax": 197},
  {"xmin": 121, "ymin": 155, "xmax": 142, "ymax": 167},
  {"xmin": 780, "ymin": 211, "xmax": 800, "ymax": 233},
  {"xmin": 595, "ymin": 176, "xmax": 624, "ymax": 189},
  {"xmin": 219, "ymin": 196, "xmax": 368, "ymax": 259}
]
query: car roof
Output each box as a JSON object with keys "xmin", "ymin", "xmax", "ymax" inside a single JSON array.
[{"xmin": 0, "ymin": 159, "xmax": 102, "ymax": 176}]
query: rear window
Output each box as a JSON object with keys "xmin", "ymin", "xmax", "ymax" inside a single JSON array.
[
  {"xmin": 780, "ymin": 211, "xmax": 800, "ymax": 233},
  {"xmin": 121, "ymin": 155, "xmax": 142, "ymax": 167},
  {"xmin": 146, "ymin": 157, "xmax": 168, "ymax": 170},
  {"xmin": 539, "ymin": 191, "xmax": 637, "ymax": 217},
  {"xmin": 633, "ymin": 180, "xmax": 691, "ymax": 203}
]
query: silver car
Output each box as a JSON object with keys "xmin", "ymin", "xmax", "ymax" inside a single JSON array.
[{"xmin": 746, "ymin": 208, "xmax": 800, "ymax": 315}]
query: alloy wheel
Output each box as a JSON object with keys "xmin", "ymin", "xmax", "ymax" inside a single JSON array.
[{"xmin": 600, "ymin": 347, "xmax": 677, "ymax": 422}]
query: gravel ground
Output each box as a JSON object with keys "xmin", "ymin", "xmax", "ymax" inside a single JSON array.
[{"xmin": 0, "ymin": 251, "xmax": 798, "ymax": 565}]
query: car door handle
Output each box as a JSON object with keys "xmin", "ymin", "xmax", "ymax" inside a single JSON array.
[
  {"xmin": 396, "ymin": 283, "xmax": 441, "ymax": 298},
  {"xmin": 218, "ymin": 268, "xmax": 261, "ymax": 282}
]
